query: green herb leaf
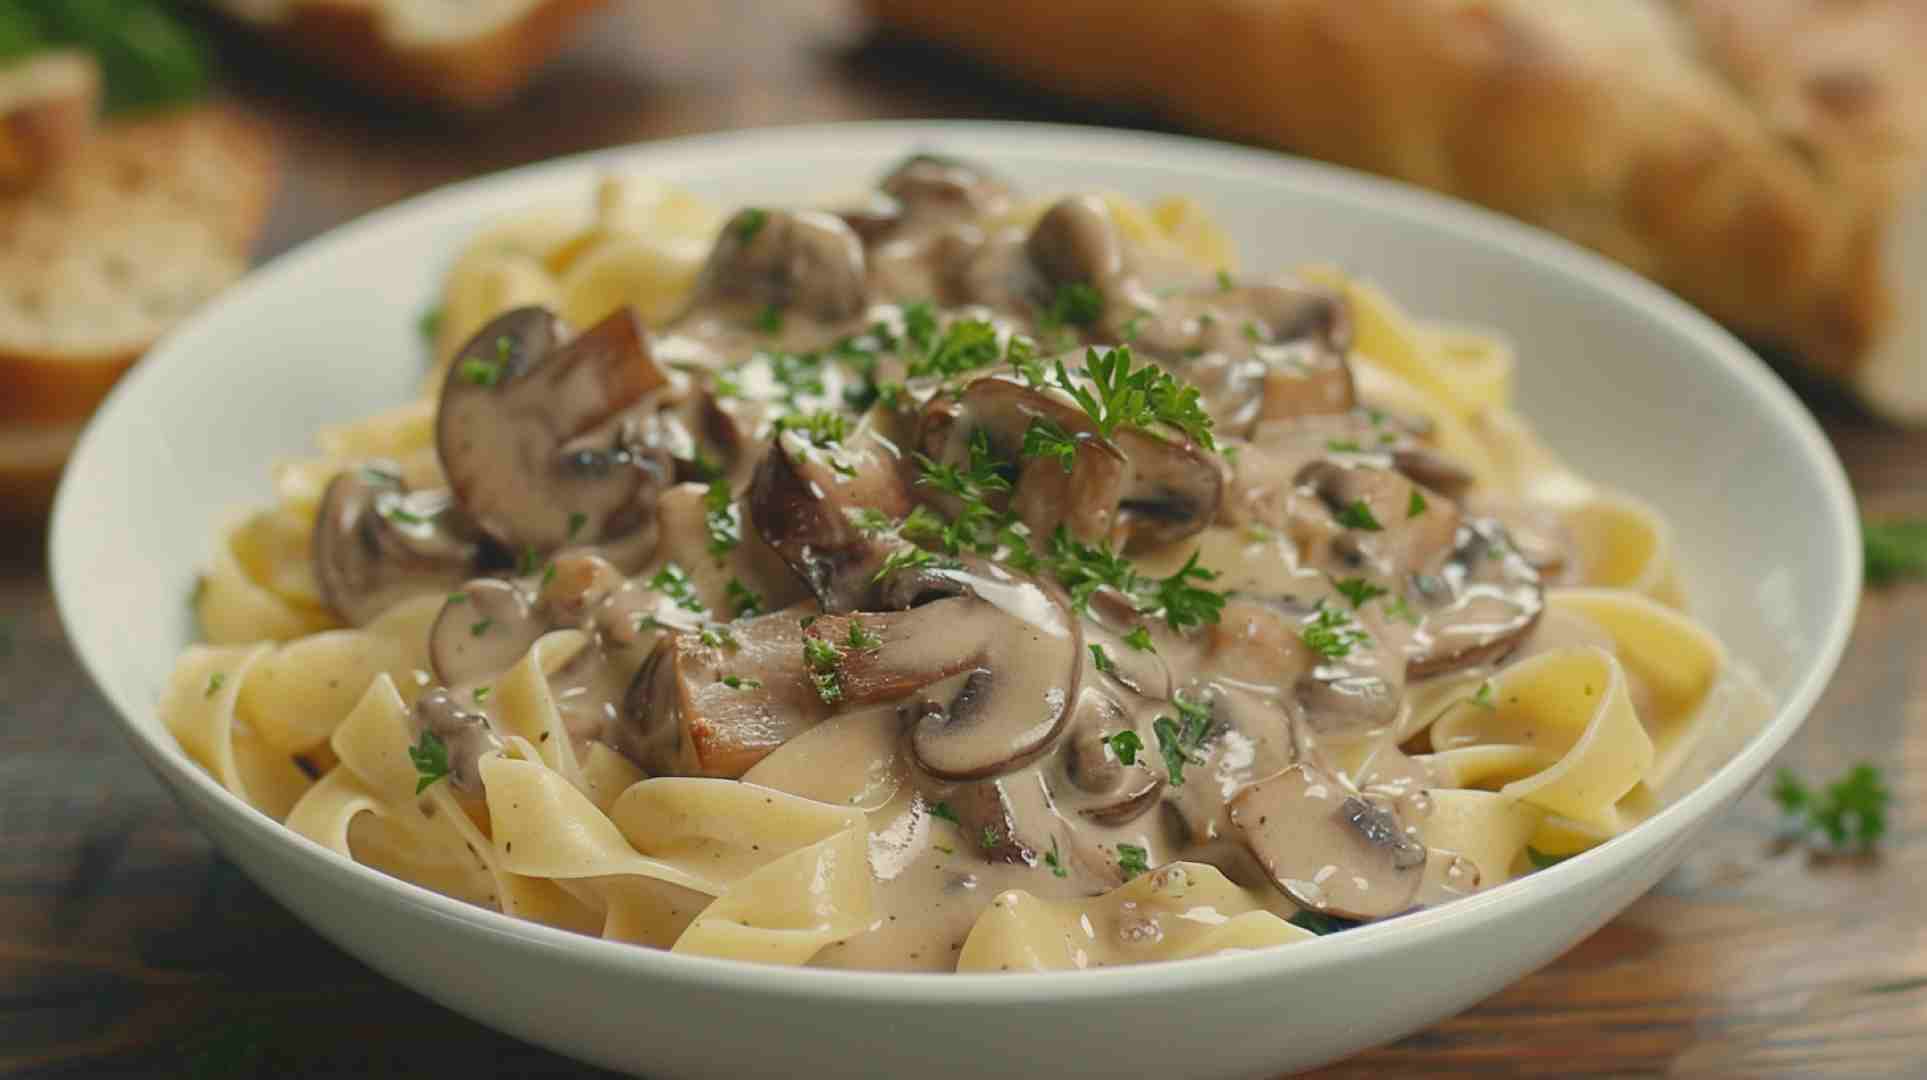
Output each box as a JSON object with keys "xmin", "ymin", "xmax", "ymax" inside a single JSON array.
[
  {"xmin": 1408, "ymin": 489, "xmax": 1429, "ymax": 519},
  {"xmin": 1147, "ymin": 550, "xmax": 1226, "ymax": 632},
  {"xmin": 726, "ymin": 577, "xmax": 763, "ymax": 617},
  {"xmin": 1117, "ymin": 843, "xmax": 1150, "ymax": 880},
  {"xmin": 734, "ymin": 208, "xmax": 768, "ymax": 242},
  {"xmin": 1471, "ymin": 680, "xmax": 1497, "ymax": 709},
  {"xmin": 930, "ymin": 801, "xmax": 959, "ymax": 824},
  {"xmin": 1122, "ymin": 626, "xmax": 1156, "ymax": 653},
  {"xmin": 1216, "ymin": 269, "xmax": 1235, "ymax": 292},
  {"xmin": 409, "ymin": 730, "xmax": 450, "ymax": 794},
  {"xmin": 1053, "ymin": 346, "xmax": 1216, "ymax": 450},
  {"xmin": 1336, "ymin": 500, "xmax": 1384, "ymax": 531},
  {"xmin": 473, "ymin": 686, "xmax": 491, "ymax": 704},
  {"xmin": 1772, "ymin": 764, "xmax": 1889, "ymax": 847},
  {"xmin": 846, "ymin": 620, "xmax": 882, "ymax": 650},
  {"xmin": 1022, "ymin": 419, "xmax": 1079, "ymax": 474},
  {"xmin": 1089, "ymin": 643, "xmax": 1117, "ymax": 676},
  {"xmin": 470, "ymin": 618, "xmax": 493, "ymax": 637},
  {"xmin": 1331, "ymin": 576, "xmax": 1388, "ymax": 609},
  {"xmin": 418, "ymin": 306, "xmax": 443, "ymax": 343},
  {"xmin": 1525, "ymin": 847, "xmax": 1572, "ymax": 870},
  {"xmin": 1045, "ymin": 836, "xmax": 1070, "ymax": 878},
  {"xmin": 1865, "ymin": 516, "xmax": 1927, "ymax": 586},
  {"xmin": 1102, "ymin": 730, "xmax": 1143, "ymax": 766},
  {"xmin": 704, "ymin": 479, "xmax": 741, "ymax": 558},
  {"xmin": 649, "ymin": 564, "xmax": 708, "ymax": 614},
  {"xmin": 1301, "ymin": 604, "xmax": 1371, "ymax": 660},
  {"xmin": 1288, "ymin": 910, "xmax": 1353, "ymax": 935},
  {"xmin": 1044, "ymin": 282, "xmax": 1104, "ymax": 328},
  {"xmin": 204, "ymin": 672, "xmax": 225, "ymax": 698},
  {"xmin": 753, "ymin": 304, "xmax": 784, "ymax": 334},
  {"xmin": 719, "ymin": 674, "xmax": 763, "ymax": 690}
]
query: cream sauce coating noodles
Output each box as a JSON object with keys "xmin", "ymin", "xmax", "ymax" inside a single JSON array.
[{"xmin": 164, "ymin": 156, "xmax": 1765, "ymax": 972}]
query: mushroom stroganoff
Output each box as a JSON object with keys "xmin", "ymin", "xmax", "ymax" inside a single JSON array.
[{"xmin": 165, "ymin": 156, "xmax": 1759, "ymax": 972}]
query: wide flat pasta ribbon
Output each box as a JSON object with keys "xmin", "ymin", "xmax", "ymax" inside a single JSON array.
[
  {"xmin": 162, "ymin": 642, "xmax": 313, "ymax": 819},
  {"xmin": 956, "ymin": 862, "xmax": 1312, "ymax": 973}
]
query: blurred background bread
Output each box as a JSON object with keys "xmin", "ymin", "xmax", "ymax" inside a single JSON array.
[
  {"xmin": 866, "ymin": 0, "xmax": 1927, "ymax": 422},
  {"xmin": 204, "ymin": 0, "xmax": 613, "ymax": 107},
  {"xmin": 0, "ymin": 3, "xmax": 277, "ymax": 519}
]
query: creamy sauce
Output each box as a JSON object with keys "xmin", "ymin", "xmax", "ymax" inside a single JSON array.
[{"xmin": 312, "ymin": 155, "xmax": 1600, "ymax": 969}]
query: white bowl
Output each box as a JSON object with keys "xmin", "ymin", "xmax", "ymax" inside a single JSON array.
[{"xmin": 52, "ymin": 122, "xmax": 1859, "ymax": 1078}]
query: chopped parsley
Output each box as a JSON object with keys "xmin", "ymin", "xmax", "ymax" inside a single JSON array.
[
  {"xmin": 704, "ymin": 479, "xmax": 741, "ymax": 558},
  {"xmin": 1326, "ymin": 439, "xmax": 1363, "ymax": 453},
  {"xmin": 845, "ymin": 620, "xmax": 882, "ymax": 650},
  {"xmin": 698, "ymin": 626, "xmax": 738, "ymax": 650},
  {"xmin": 1407, "ymin": 488, "xmax": 1428, "ymax": 518},
  {"xmin": 1864, "ymin": 516, "xmax": 1927, "ymax": 586},
  {"xmin": 872, "ymin": 546, "xmax": 947, "ymax": 582},
  {"xmin": 1021, "ymin": 418, "xmax": 1079, "ymax": 473},
  {"xmin": 1145, "ymin": 550, "xmax": 1225, "ymax": 632},
  {"xmin": 1216, "ymin": 269, "xmax": 1235, "ymax": 292},
  {"xmin": 1053, "ymin": 345, "xmax": 1216, "ymax": 450},
  {"xmin": 361, "ymin": 463, "xmax": 402, "ymax": 486},
  {"xmin": 204, "ymin": 673, "xmax": 225, "ymax": 698},
  {"xmin": 1152, "ymin": 693, "xmax": 1214, "ymax": 786},
  {"xmin": 418, "ymin": 306, "xmax": 443, "ymax": 342},
  {"xmin": 929, "ymin": 801, "xmax": 959, "ymax": 824},
  {"xmin": 1122, "ymin": 626, "xmax": 1156, "ymax": 652},
  {"xmin": 1102, "ymin": 730, "xmax": 1143, "ymax": 766},
  {"xmin": 1772, "ymin": 763, "xmax": 1889, "ymax": 848},
  {"xmin": 726, "ymin": 577, "xmax": 763, "ymax": 617},
  {"xmin": 1089, "ymin": 643, "xmax": 1118, "ymax": 676},
  {"xmin": 1044, "ymin": 836, "xmax": 1070, "ymax": 878},
  {"xmin": 649, "ymin": 564, "xmax": 708, "ymax": 614},
  {"xmin": 981, "ymin": 825, "xmax": 1001, "ymax": 851},
  {"xmin": 776, "ymin": 409, "xmax": 849, "ymax": 447},
  {"xmin": 753, "ymin": 303, "xmax": 784, "ymax": 334},
  {"xmin": 409, "ymin": 730, "xmax": 450, "ymax": 794},
  {"xmin": 719, "ymin": 675, "xmax": 763, "ymax": 690},
  {"xmin": 380, "ymin": 504, "xmax": 435, "ymax": 527},
  {"xmin": 1116, "ymin": 843, "xmax": 1150, "ymax": 880},
  {"xmin": 907, "ymin": 317, "xmax": 1003, "ymax": 380},
  {"xmin": 804, "ymin": 634, "xmax": 845, "ymax": 705},
  {"xmin": 901, "ymin": 301, "xmax": 938, "ymax": 351},
  {"xmin": 1471, "ymin": 680, "xmax": 1497, "ymax": 709},
  {"xmin": 734, "ymin": 207, "xmax": 768, "ymax": 242},
  {"xmin": 1331, "ymin": 576, "xmax": 1389, "ymax": 609},
  {"xmin": 470, "ymin": 618, "xmax": 493, "ymax": 637},
  {"xmin": 1242, "ymin": 320, "xmax": 1264, "ymax": 344},
  {"xmin": 1384, "ymin": 595, "xmax": 1422, "ymax": 625},
  {"xmin": 1301, "ymin": 604, "xmax": 1371, "ymax": 660},
  {"xmin": 1335, "ymin": 499, "xmax": 1385, "ymax": 531},
  {"xmin": 1043, "ymin": 282, "xmax": 1104, "ymax": 328},
  {"xmin": 458, "ymin": 357, "xmax": 502, "ymax": 386},
  {"xmin": 567, "ymin": 511, "xmax": 588, "ymax": 540},
  {"xmin": 845, "ymin": 507, "xmax": 896, "ymax": 535},
  {"xmin": 473, "ymin": 686, "xmax": 491, "ymax": 704}
]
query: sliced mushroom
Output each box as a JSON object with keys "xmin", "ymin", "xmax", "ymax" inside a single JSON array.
[
  {"xmin": 1055, "ymin": 689, "xmax": 1164, "ymax": 827},
  {"xmin": 1296, "ymin": 458, "xmax": 1463, "ymax": 578},
  {"xmin": 689, "ymin": 207, "xmax": 867, "ymax": 323},
  {"xmin": 430, "ymin": 578, "xmax": 546, "ymax": 686},
  {"xmin": 1390, "ymin": 445, "xmax": 1475, "ymax": 502},
  {"xmin": 918, "ymin": 374, "xmax": 1221, "ymax": 550},
  {"xmin": 1229, "ymin": 763, "xmax": 1425, "ymax": 920},
  {"xmin": 414, "ymin": 687, "xmax": 502, "ymax": 797},
  {"xmin": 1127, "ymin": 283, "xmax": 1352, "ymax": 434},
  {"xmin": 437, "ymin": 306, "xmax": 676, "ymax": 560},
  {"xmin": 1405, "ymin": 518, "xmax": 1545, "ymax": 678},
  {"xmin": 616, "ymin": 604, "xmax": 832, "ymax": 778},
  {"xmin": 747, "ymin": 427, "xmax": 915, "ymax": 612},
  {"xmin": 811, "ymin": 562, "xmax": 1082, "ymax": 780},
  {"xmin": 843, "ymin": 154, "xmax": 1012, "ymax": 243},
  {"xmin": 312, "ymin": 464, "xmax": 481, "ymax": 626},
  {"xmin": 939, "ymin": 774, "xmax": 1054, "ymax": 866}
]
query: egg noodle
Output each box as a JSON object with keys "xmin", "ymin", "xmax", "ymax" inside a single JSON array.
[{"xmin": 163, "ymin": 160, "xmax": 1755, "ymax": 972}]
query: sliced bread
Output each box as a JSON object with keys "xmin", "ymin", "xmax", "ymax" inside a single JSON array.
[
  {"xmin": 0, "ymin": 50, "xmax": 101, "ymax": 193},
  {"xmin": 209, "ymin": 0, "xmax": 612, "ymax": 107}
]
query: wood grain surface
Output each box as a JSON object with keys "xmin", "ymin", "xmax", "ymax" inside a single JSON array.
[{"xmin": 3, "ymin": 2, "xmax": 1923, "ymax": 1076}]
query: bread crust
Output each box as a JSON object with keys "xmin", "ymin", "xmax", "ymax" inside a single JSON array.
[
  {"xmin": 866, "ymin": 0, "xmax": 1927, "ymax": 417},
  {"xmin": 0, "ymin": 51, "xmax": 102, "ymax": 193},
  {"xmin": 0, "ymin": 105, "xmax": 279, "ymax": 428},
  {"xmin": 211, "ymin": 0, "xmax": 612, "ymax": 107}
]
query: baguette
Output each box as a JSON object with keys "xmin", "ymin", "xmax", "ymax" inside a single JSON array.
[
  {"xmin": 866, "ymin": 0, "xmax": 1927, "ymax": 421},
  {"xmin": 0, "ymin": 50, "xmax": 101, "ymax": 193},
  {"xmin": 0, "ymin": 104, "xmax": 277, "ymax": 486},
  {"xmin": 209, "ymin": 0, "xmax": 612, "ymax": 107}
]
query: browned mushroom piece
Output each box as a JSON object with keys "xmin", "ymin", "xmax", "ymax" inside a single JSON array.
[
  {"xmin": 939, "ymin": 775, "xmax": 1058, "ymax": 866},
  {"xmin": 1404, "ymin": 518, "xmax": 1546, "ymax": 678},
  {"xmin": 437, "ymin": 306, "xmax": 676, "ymax": 562},
  {"xmin": 1229, "ymin": 762, "xmax": 1426, "ymax": 920},
  {"xmin": 747, "ymin": 426, "xmax": 916, "ymax": 613},
  {"xmin": 1296, "ymin": 459, "xmax": 1463, "ymax": 578},
  {"xmin": 616, "ymin": 605, "xmax": 833, "ymax": 778},
  {"xmin": 414, "ymin": 687, "xmax": 502, "ymax": 797},
  {"xmin": 428, "ymin": 578, "xmax": 546, "ymax": 686},
  {"xmin": 312, "ymin": 464, "xmax": 482, "ymax": 626},
  {"xmin": 1390, "ymin": 445, "xmax": 1476, "ymax": 502},
  {"xmin": 1026, "ymin": 193, "xmax": 1129, "ymax": 294},
  {"xmin": 1250, "ymin": 286, "xmax": 1355, "ymax": 423},
  {"xmin": 689, "ymin": 207, "xmax": 868, "ymax": 323},
  {"xmin": 1055, "ymin": 689, "xmax": 1164, "ymax": 827},
  {"xmin": 918, "ymin": 374, "xmax": 1222, "ymax": 550},
  {"xmin": 843, "ymin": 154, "xmax": 1012, "ymax": 243},
  {"xmin": 809, "ymin": 562, "xmax": 1083, "ymax": 781},
  {"xmin": 1293, "ymin": 603, "xmax": 1408, "ymax": 735}
]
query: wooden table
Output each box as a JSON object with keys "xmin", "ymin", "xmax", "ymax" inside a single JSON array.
[{"xmin": 5, "ymin": 3, "xmax": 1923, "ymax": 1075}]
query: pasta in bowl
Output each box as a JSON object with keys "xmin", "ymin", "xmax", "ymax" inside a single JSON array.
[{"xmin": 161, "ymin": 154, "xmax": 1770, "ymax": 974}]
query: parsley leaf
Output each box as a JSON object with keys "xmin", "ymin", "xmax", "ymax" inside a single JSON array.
[
  {"xmin": 704, "ymin": 479, "xmax": 740, "ymax": 558},
  {"xmin": 204, "ymin": 673, "xmax": 225, "ymax": 698},
  {"xmin": 1864, "ymin": 516, "xmax": 1927, "ymax": 586},
  {"xmin": 1471, "ymin": 680, "xmax": 1497, "ymax": 709},
  {"xmin": 1022, "ymin": 419, "xmax": 1079, "ymax": 474},
  {"xmin": 649, "ymin": 564, "xmax": 708, "ymax": 614},
  {"xmin": 1146, "ymin": 550, "xmax": 1225, "ymax": 631},
  {"xmin": 1301, "ymin": 604, "xmax": 1371, "ymax": 660},
  {"xmin": 1116, "ymin": 843, "xmax": 1150, "ymax": 880},
  {"xmin": 1525, "ymin": 848, "xmax": 1573, "ymax": 870},
  {"xmin": 726, "ymin": 578, "xmax": 763, "ymax": 617},
  {"xmin": 1044, "ymin": 282, "xmax": 1104, "ymax": 328},
  {"xmin": 872, "ymin": 546, "xmax": 946, "ymax": 582},
  {"xmin": 846, "ymin": 619, "xmax": 882, "ymax": 650},
  {"xmin": 1053, "ymin": 345, "xmax": 1216, "ymax": 450},
  {"xmin": 753, "ymin": 303, "xmax": 784, "ymax": 334},
  {"xmin": 1408, "ymin": 488, "xmax": 1428, "ymax": 518},
  {"xmin": 776, "ymin": 410, "xmax": 849, "ymax": 447},
  {"xmin": 1336, "ymin": 500, "xmax": 1385, "ymax": 531},
  {"xmin": 1123, "ymin": 626, "xmax": 1156, "ymax": 653},
  {"xmin": 804, "ymin": 634, "xmax": 845, "ymax": 704},
  {"xmin": 720, "ymin": 674, "xmax": 763, "ymax": 690},
  {"xmin": 409, "ymin": 730, "xmax": 450, "ymax": 794},
  {"xmin": 1045, "ymin": 836, "xmax": 1070, "ymax": 878},
  {"xmin": 1089, "ymin": 643, "xmax": 1117, "ymax": 676},
  {"xmin": 929, "ymin": 801, "xmax": 959, "ymax": 824},
  {"xmin": 1331, "ymin": 576, "xmax": 1388, "ymax": 609},
  {"xmin": 1102, "ymin": 730, "xmax": 1143, "ymax": 766},
  {"xmin": 908, "ymin": 317, "xmax": 1003, "ymax": 380},
  {"xmin": 1772, "ymin": 763, "xmax": 1889, "ymax": 847},
  {"xmin": 734, "ymin": 208, "xmax": 768, "ymax": 242}
]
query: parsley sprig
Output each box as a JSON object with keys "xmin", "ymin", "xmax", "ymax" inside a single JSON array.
[
  {"xmin": 704, "ymin": 478, "xmax": 740, "ymax": 559},
  {"xmin": 1772, "ymin": 764, "xmax": 1889, "ymax": 848},
  {"xmin": 1151, "ymin": 692, "xmax": 1214, "ymax": 786},
  {"xmin": 1864, "ymin": 516, "xmax": 1927, "ymax": 586},
  {"xmin": 1301, "ymin": 603, "xmax": 1371, "ymax": 660},
  {"xmin": 1052, "ymin": 346, "xmax": 1216, "ymax": 450},
  {"xmin": 409, "ymin": 730, "xmax": 450, "ymax": 794}
]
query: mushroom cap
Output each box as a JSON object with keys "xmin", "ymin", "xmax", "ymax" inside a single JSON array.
[
  {"xmin": 429, "ymin": 578, "xmax": 545, "ymax": 687},
  {"xmin": 692, "ymin": 207, "xmax": 868, "ymax": 323},
  {"xmin": 1229, "ymin": 762, "xmax": 1425, "ymax": 920},
  {"xmin": 1405, "ymin": 518, "xmax": 1546, "ymax": 678},
  {"xmin": 436, "ymin": 306, "xmax": 675, "ymax": 557},
  {"xmin": 1026, "ymin": 193, "xmax": 1128, "ymax": 291},
  {"xmin": 746, "ymin": 427, "xmax": 914, "ymax": 613},
  {"xmin": 312, "ymin": 465, "xmax": 480, "ymax": 626}
]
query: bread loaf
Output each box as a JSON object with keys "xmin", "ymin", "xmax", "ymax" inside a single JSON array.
[
  {"xmin": 866, "ymin": 0, "xmax": 1927, "ymax": 420},
  {"xmin": 0, "ymin": 50, "xmax": 100, "ymax": 193}
]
